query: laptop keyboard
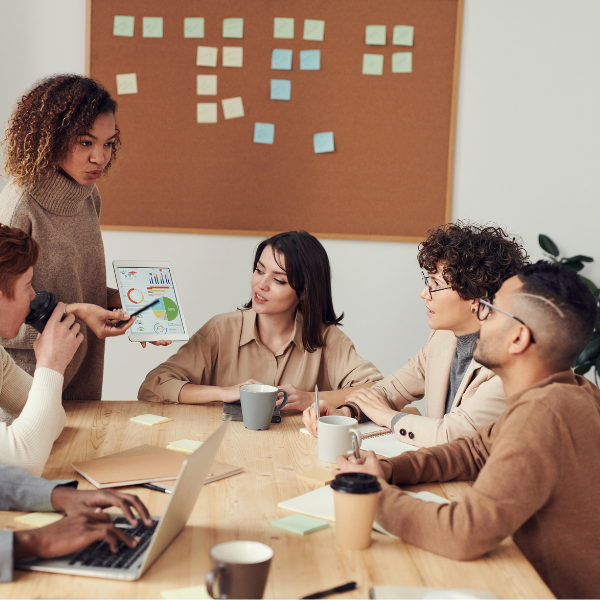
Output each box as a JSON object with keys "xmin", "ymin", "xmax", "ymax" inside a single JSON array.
[{"xmin": 68, "ymin": 517, "xmax": 158, "ymax": 570}]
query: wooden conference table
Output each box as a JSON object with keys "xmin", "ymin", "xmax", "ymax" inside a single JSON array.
[{"xmin": 0, "ymin": 401, "xmax": 553, "ymax": 599}]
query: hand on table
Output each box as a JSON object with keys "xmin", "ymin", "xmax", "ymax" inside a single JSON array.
[
  {"xmin": 301, "ymin": 400, "xmax": 348, "ymax": 437},
  {"xmin": 346, "ymin": 388, "xmax": 398, "ymax": 429},
  {"xmin": 276, "ymin": 384, "xmax": 312, "ymax": 411},
  {"xmin": 69, "ymin": 303, "xmax": 135, "ymax": 339},
  {"xmin": 333, "ymin": 450, "xmax": 392, "ymax": 481},
  {"xmin": 51, "ymin": 486, "xmax": 153, "ymax": 526}
]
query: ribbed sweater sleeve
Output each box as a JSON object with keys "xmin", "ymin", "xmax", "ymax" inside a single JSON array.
[{"xmin": 0, "ymin": 351, "xmax": 65, "ymax": 476}]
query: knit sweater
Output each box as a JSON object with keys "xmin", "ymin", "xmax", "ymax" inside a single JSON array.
[
  {"xmin": 376, "ymin": 371, "xmax": 600, "ymax": 599},
  {"xmin": 0, "ymin": 346, "xmax": 65, "ymax": 475},
  {"xmin": 0, "ymin": 171, "xmax": 116, "ymax": 400},
  {"xmin": 444, "ymin": 331, "xmax": 479, "ymax": 414}
]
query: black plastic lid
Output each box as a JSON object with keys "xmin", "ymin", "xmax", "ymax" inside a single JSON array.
[
  {"xmin": 330, "ymin": 473, "xmax": 382, "ymax": 495},
  {"xmin": 25, "ymin": 291, "xmax": 56, "ymax": 324}
]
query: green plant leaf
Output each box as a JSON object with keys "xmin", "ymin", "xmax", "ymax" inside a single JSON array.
[
  {"xmin": 561, "ymin": 260, "xmax": 585, "ymax": 272},
  {"xmin": 577, "ymin": 332, "xmax": 600, "ymax": 364},
  {"xmin": 563, "ymin": 255, "xmax": 594, "ymax": 263},
  {"xmin": 538, "ymin": 234, "xmax": 559, "ymax": 257},
  {"xmin": 579, "ymin": 276, "xmax": 598, "ymax": 293},
  {"xmin": 574, "ymin": 363, "xmax": 592, "ymax": 376}
]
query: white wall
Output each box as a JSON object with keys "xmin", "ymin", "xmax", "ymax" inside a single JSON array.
[{"xmin": 1, "ymin": 1, "xmax": 598, "ymax": 404}]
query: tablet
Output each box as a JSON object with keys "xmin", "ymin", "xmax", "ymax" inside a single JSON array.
[{"xmin": 113, "ymin": 261, "xmax": 190, "ymax": 342}]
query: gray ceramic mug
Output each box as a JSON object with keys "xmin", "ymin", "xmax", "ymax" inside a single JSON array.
[{"xmin": 239, "ymin": 384, "xmax": 288, "ymax": 430}]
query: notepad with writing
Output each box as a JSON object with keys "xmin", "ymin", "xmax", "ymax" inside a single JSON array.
[{"xmin": 300, "ymin": 421, "xmax": 392, "ymax": 438}]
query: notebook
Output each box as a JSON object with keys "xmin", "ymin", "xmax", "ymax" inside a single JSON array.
[
  {"xmin": 223, "ymin": 401, "xmax": 281, "ymax": 423},
  {"xmin": 360, "ymin": 434, "xmax": 418, "ymax": 458},
  {"xmin": 369, "ymin": 586, "xmax": 497, "ymax": 599},
  {"xmin": 300, "ymin": 421, "xmax": 391, "ymax": 438}
]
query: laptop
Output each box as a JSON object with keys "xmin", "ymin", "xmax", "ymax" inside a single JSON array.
[{"xmin": 16, "ymin": 421, "xmax": 230, "ymax": 581}]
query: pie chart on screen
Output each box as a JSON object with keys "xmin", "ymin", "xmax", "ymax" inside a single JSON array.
[{"xmin": 127, "ymin": 288, "xmax": 144, "ymax": 304}]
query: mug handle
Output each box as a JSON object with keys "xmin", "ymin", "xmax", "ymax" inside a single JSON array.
[
  {"xmin": 206, "ymin": 564, "xmax": 227, "ymax": 599},
  {"xmin": 277, "ymin": 389, "xmax": 289, "ymax": 410},
  {"xmin": 350, "ymin": 428, "xmax": 362, "ymax": 454}
]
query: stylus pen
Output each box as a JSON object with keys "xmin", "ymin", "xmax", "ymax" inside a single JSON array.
[
  {"xmin": 302, "ymin": 581, "xmax": 357, "ymax": 599},
  {"xmin": 113, "ymin": 299, "xmax": 160, "ymax": 327},
  {"xmin": 141, "ymin": 483, "xmax": 173, "ymax": 494}
]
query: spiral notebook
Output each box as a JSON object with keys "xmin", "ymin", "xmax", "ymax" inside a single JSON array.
[{"xmin": 300, "ymin": 421, "xmax": 392, "ymax": 438}]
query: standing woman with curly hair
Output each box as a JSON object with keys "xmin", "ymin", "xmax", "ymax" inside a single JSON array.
[
  {"xmin": 304, "ymin": 221, "xmax": 530, "ymax": 447},
  {"xmin": 0, "ymin": 75, "xmax": 166, "ymax": 400}
]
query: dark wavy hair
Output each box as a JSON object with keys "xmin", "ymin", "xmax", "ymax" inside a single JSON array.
[
  {"xmin": 0, "ymin": 224, "xmax": 39, "ymax": 299},
  {"xmin": 418, "ymin": 221, "xmax": 529, "ymax": 300},
  {"xmin": 243, "ymin": 231, "xmax": 343, "ymax": 352},
  {"xmin": 2, "ymin": 74, "xmax": 120, "ymax": 188}
]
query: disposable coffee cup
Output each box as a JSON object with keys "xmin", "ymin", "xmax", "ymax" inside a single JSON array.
[
  {"xmin": 239, "ymin": 384, "xmax": 288, "ymax": 430},
  {"xmin": 206, "ymin": 540, "xmax": 273, "ymax": 599},
  {"xmin": 317, "ymin": 415, "xmax": 362, "ymax": 463},
  {"xmin": 331, "ymin": 473, "xmax": 382, "ymax": 550}
]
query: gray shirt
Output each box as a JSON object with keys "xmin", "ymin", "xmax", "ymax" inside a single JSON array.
[{"xmin": 444, "ymin": 332, "xmax": 479, "ymax": 414}]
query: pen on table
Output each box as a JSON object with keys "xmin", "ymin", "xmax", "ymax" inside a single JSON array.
[
  {"xmin": 302, "ymin": 581, "xmax": 357, "ymax": 599},
  {"xmin": 141, "ymin": 482, "xmax": 173, "ymax": 494}
]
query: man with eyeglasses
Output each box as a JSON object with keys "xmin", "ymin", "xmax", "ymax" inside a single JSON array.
[{"xmin": 334, "ymin": 260, "xmax": 600, "ymax": 599}]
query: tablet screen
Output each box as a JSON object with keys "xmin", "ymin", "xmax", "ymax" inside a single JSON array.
[{"xmin": 116, "ymin": 267, "xmax": 185, "ymax": 335}]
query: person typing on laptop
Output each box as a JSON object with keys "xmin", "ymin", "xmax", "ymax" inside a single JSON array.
[{"xmin": 0, "ymin": 464, "xmax": 152, "ymax": 582}]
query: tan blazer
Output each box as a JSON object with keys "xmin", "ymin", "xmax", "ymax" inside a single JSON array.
[{"xmin": 371, "ymin": 330, "xmax": 506, "ymax": 447}]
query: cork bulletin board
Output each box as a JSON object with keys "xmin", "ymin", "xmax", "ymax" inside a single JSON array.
[{"xmin": 88, "ymin": 0, "xmax": 463, "ymax": 242}]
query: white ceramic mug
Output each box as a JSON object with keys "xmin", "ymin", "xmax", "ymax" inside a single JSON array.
[{"xmin": 317, "ymin": 415, "xmax": 362, "ymax": 463}]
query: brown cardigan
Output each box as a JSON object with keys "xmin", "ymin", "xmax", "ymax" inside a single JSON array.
[{"xmin": 376, "ymin": 371, "xmax": 600, "ymax": 599}]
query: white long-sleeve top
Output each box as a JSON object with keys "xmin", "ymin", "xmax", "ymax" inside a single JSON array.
[{"xmin": 0, "ymin": 346, "xmax": 65, "ymax": 476}]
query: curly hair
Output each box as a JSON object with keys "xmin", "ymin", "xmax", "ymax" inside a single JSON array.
[
  {"xmin": 0, "ymin": 224, "xmax": 39, "ymax": 299},
  {"xmin": 2, "ymin": 75, "xmax": 120, "ymax": 188},
  {"xmin": 418, "ymin": 221, "xmax": 529, "ymax": 300}
]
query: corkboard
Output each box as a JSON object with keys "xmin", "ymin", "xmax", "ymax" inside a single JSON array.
[{"xmin": 88, "ymin": 0, "xmax": 463, "ymax": 242}]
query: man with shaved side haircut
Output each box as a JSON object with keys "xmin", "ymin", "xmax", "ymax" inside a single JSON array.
[{"xmin": 334, "ymin": 261, "xmax": 600, "ymax": 599}]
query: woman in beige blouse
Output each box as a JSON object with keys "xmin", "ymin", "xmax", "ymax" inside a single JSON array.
[{"xmin": 138, "ymin": 231, "xmax": 382, "ymax": 410}]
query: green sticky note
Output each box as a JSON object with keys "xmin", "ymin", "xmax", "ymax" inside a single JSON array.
[
  {"xmin": 113, "ymin": 16, "xmax": 134, "ymax": 37},
  {"xmin": 303, "ymin": 19, "xmax": 325, "ymax": 41},
  {"xmin": 223, "ymin": 18, "xmax": 243, "ymax": 39},
  {"xmin": 274, "ymin": 18, "xmax": 295, "ymax": 39},
  {"xmin": 184, "ymin": 18, "xmax": 204, "ymax": 38},
  {"xmin": 272, "ymin": 515, "xmax": 329, "ymax": 535},
  {"xmin": 392, "ymin": 52, "xmax": 412, "ymax": 73},
  {"xmin": 362, "ymin": 54, "xmax": 384, "ymax": 76},
  {"xmin": 366, "ymin": 25, "xmax": 386, "ymax": 46},
  {"xmin": 143, "ymin": 17, "xmax": 163, "ymax": 38},
  {"xmin": 393, "ymin": 25, "xmax": 414, "ymax": 46},
  {"xmin": 161, "ymin": 585, "xmax": 210, "ymax": 599}
]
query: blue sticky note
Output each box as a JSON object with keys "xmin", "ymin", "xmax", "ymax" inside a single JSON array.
[
  {"xmin": 271, "ymin": 49, "xmax": 293, "ymax": 70},
  {"xmin": 300, "ymin": 50, "xmax": 320, "ymax": 71},
  {"xmin": 270, "ymin": 80, "xmax": 291, "ymax": 101},
  {"xmin": 314, "ymin": 132, "xmax": 334, "ymax": 154},
  {"xmin": 254, "ymin": 123, "xmax": 275, "ymax": 144}
]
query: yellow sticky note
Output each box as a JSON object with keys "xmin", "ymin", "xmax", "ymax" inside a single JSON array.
[
  {"xmin": 167, "ymin": 440, "xmax": 204, "ymax": 453},
  {"xmin": 221, "ymin": 97, "xmax": 244, "ymax": 120},
  {"xmin": 116, "ymin": 73, "xmax": 138, "ymax": 95},
  {"xmin": 197, "ymin": 75, "xmax": 217, "ymax": 95},
  {"xmin": 197, "ymin": 103, "xmax": 217, "ymax": 123},
  {"xmin": 161, "ymin": 585, "xmax": 210, "ymax": 599},
  {"xmin": 14, "ymin": 512, "xmax": 63, "ymax": 528},
  {"xmin": 222, "ymin": 47, "xmax": 243, "ymax": 67},
  {"xmin": 130, "ymin": 414, "xmax": 173, "ymax": 426},
  {"xmin": 303, "ymin": 19, "xmax": 325, "ymax": 42},
  {"xmin": 196, "ymin": 46, "xmax": 218, "ymax": 67}
]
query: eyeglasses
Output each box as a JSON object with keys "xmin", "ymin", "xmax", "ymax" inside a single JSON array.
[
  {"xmin": 477, "ymin": 297, "xmax": 536, "ymax": 343},
  {"xmin": 422, "ymin": 271, "xmax": 452, "ymax": 300}
]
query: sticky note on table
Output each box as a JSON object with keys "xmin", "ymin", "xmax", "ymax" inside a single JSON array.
[
  {"xmin": 303, "ymin": 19, "xmax": 325, "ymax": 41},
  {"xmin": 161, "ymin": 585, "xmax": 210, "ymax": 600},
  {"xmin": 223, "ymin": 18, "xmax": 243, "ymax": 39},
  {"xmin": 296, "ymin": 468, "xmax": 334, "ymax": 486},
  {"xmin": 197, "ymin": 46, "xmax": 218, "ymax": 67},
  {"xmin": 184, "ymin": 18, "xmax": 204, "ymax": 38},
  {"xmin": 274, "ymin": 17, "xmax": 294, "ymax": 39},
  {"xmin": 197, "ymin": 103, "xmax": 217, "ymax": 123},
  {"xmin": 130, "ymin": 414, "xmax": 172, "ymax": 426},
  {"xmin": 392, "ymin": 52, "xmax": 412, "ymax": 73},
  {"xmin": 167, "ymin": 439, "xmax": 204, "ymax": 453},
  {"xmin": 222, "ymin": 97, "xmax": 244, "ymax": 120},
  {"xmin": 197, "ymin": 75, "xmax": 217, "ymax": 95},
  {"xmin": 254, "ymin": 123, "xmax": 275, "ymax": 145},
  {"xmin": 300, "ymin": 50, "xmax": 320, "ymax": 71},
  {"xmin": 272, "ymin": 515, "xmax": 329, "ymax": 535},
  {"xmin": 222, "ymin": 47, "xmax": 243, "ymax": 67},
  {"xmin": 314, "ymin": 132, "xmax": 335, "ymax": 154},
  {"xmin": 113, "ymin": 16, "xmax": 134, "ymax": 37},
  {"xmin": 270, "ymin": 80, "xmax": 291, "ymax": 101},
  {"xmin": 362, "ymin": 54, "xmax": 384, "ymax": 75},
  {"xmin": 14, "ymin": 512, "xmax": 63, "ymax": 528},
  {"xmin": 271, "ymin": 49, "xmax": 293, "ymax": 70},
  {"xmin": 143, "ymin": 17, "xmax": 163, "ymax": 38},
  {"xmin": 393, "ymin": 25, "xmax": 414, "ymax": 46},
  {"xmin": 366, "ymin": 25, "xmax": 386, "ymax": 45},
  {"xmin": 116, "ymin": 73, "xmax": 138, "ymax": 95}
]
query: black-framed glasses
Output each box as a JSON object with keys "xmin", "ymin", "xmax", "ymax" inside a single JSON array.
[
  {"xmin": 477, "ymin": 297, "xmax": 536, "ymax": 343},
  {"xmin": 421, "ymin": 271, "xmax": 451, "ymax": 299}
]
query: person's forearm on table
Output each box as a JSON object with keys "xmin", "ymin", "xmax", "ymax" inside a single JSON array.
[
  {"xmin": 318, "ymin": 382, "xmax": 375, "ymax": 406},
  {"xmin": 178, "ymin": 383, "xmax": 235, "ymax": 404}
]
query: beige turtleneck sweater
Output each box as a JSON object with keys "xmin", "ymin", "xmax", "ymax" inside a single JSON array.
[{"xmin": 0, "ymin": 171, "xmax": 116, "ymax": 400}]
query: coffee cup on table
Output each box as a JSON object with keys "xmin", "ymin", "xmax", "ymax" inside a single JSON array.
[
  {"xmin": 331, "ymin": 473, "xmax": 382, "ymax": 550},
  {"xmin": 317, "ymin": 415, "xmax": 362, "ymax": 463},
  {"xmin": 206, "ymin": 540, "xmax": 274, "ymax": 599},
  {"xmin": 239, "ymin": 384, "xmax": 288, "ymax": 430}
]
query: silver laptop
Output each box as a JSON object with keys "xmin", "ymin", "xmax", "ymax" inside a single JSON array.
[{"xmin": 16, "ymin": 421, "xmax": 230, "ymax": 581}]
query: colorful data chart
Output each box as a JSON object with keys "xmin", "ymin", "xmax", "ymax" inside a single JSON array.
[
  {"xmin": 152, "ymin": 297, "xmax": 179, "ymax": 321},
  {"xmin": 127, "ymin": 288, "xmax": 144, "ymax": 304}
]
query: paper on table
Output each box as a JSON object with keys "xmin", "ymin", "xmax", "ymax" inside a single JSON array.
[
  {"xmin": 370, "ymin": 587, "xmax": 497, "ymax": 600},
  {"xmin": 222, "ymin": 47, "xmax": 243, "ymax": 67},
  {"xmin": 222, "ymin": 18, "xmax": 243, "ymax": 39},
  {"xmin": 197, "ymin": 75, "xmax": 217, "ymax": 95},
  {"xmin": 360, "ymin": 434, "xmax": 417, "ymax": 458},
  {"xmin": 366, "ymin": 25, "xmax": 386, "ymax": 45},
  {"xmin": 272, "ymin": 514, "xmax": 329, "ymax": 535},
  {"xmin": 167, "ymin": 439, "xmax": 204, "ymax": 453},
  {"xmin": 303, "ymin": 19, "xmax": 325, "ymax": 41},
  {"xmin": 274, "ymin": 18, "xmax": 295, "ymax": 39},
  {"xmin": 271, "ymin": 49, "xmax": 293, "ymax": 70},
  {"xmin": 196, "ymin": 46, "xmax": 218, "ymax": 67},
  {"xmin": 300, "ymin": 421, "xmax": 391, "ymax": 438},
  {"xmin": 143, "ymin": 17, "xmax": 163, "ymax": 38},
  {"xmin": 222, "ymin": 97, "xmax": 244, "ymax": 120},
  {"xmin": 393, "ymin": 25, "xmax": 414, "ymax": 46},
  {"xmin": 113, "ymin": 16, "xmax": 134, "ymax": 37},
  {"xmin": 270, "ymin": 80, "xmax": 291, "ymax": 101},
  {"xmin": 116, "ymin": 73, "xmax": 138, "ymax": 95},
  {"xmin": 392, "ymin": 52, "xmax": 413, "ymax": 73},
  {"xmin": 300, "ymin": 50, "xmax": 320, "ymax": 71},
  {"xmin": 14, "ymin": 512, "xmax": 63, "ymax": 528},
  {"xmin": 184, "ymin": 18, "xmax": 204, "ymax": 39},
  {"xmin": 363, "ymin": 54, "xmax": 384, "ymax": 76},
  {"xmin": 161, "ymin": 585, "xmax": 210, "ymax": 599},
  {"xmin": 130, "ymin": 414, "xmax": 172, "ymax": 426}
]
